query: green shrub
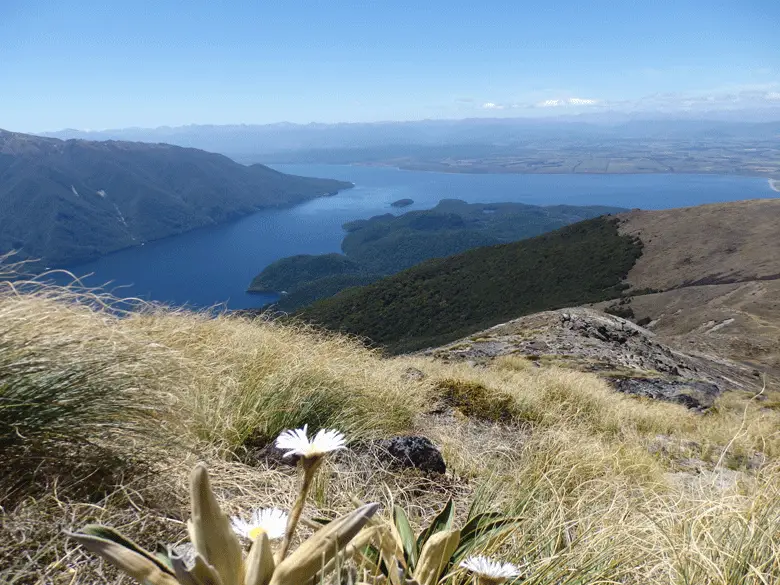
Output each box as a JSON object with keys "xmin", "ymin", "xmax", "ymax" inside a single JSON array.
[{"xmin": 435, "ymin": 378, "xmax": 515, "ymax": 421}]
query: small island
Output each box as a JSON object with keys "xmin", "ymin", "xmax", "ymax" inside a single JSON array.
[{"xmin": 391, "ymin": 198, "xmax": 414, "ymax": 208}]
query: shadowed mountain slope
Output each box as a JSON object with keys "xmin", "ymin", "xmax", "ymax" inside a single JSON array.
[{"xmin": 0, "ymin": 129, "xmax": 351, "ymax": 267}]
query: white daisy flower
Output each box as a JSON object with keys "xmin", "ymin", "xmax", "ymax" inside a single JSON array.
[
  {"xmin": 230, "ymin": 508, "xmax": 288, "ymax": 541},
  {"xmin": 275, "ymin": 424, "xmax": 346, "ymax": 460},
  {"xmin": 460, "ymin": 555, "xmax": 521, "ymax": 584}
]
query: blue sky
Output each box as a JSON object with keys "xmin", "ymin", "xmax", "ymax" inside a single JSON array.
[{"xmin": 1, "ymin": 0, "xmax": 778, "ymax": 132}]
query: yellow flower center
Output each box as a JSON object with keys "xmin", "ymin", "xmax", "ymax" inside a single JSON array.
[{"xmin": 248, "ymin": 526, "xmax": 267, "ymax": 541}]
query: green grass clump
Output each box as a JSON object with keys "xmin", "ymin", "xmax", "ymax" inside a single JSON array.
[{"xmin": 435, "ymin": 378, "xmax": 515, "ymax": 421}]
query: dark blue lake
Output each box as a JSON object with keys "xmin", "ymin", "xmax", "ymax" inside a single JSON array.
[{"xmin": 57, "ymin": 165, "xmax": 776, "ymax": 309}]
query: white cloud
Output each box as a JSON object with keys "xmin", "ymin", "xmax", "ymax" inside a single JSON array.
[
  {"xmin": 474, "ymin": 85, "xmax": 780, "ymax": 116},
  {"xmin": 538, "ymin": 97, "xmax": 598, "ymax": 107}
]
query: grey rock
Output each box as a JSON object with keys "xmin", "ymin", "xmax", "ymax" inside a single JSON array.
[
  {"xmin": 378, "ymin": 436, "xmax": 446, "ymax": 474},
  {"xmin": 608, "ymin": 378, "xmax": 721, "ymax": 410},
  {"xmin": 250, "ymin": 442, "xmax": 300, "ymax": 467},
  {"xmin": 664, "ymin": 468, "xmax": 743, "ymax": 492},
  {"xmin": 423, "ymin": 307, "xmax": 754, "ymax": 404}
]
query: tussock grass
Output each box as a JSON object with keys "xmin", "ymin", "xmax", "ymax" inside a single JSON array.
[
  {"xmin": 415, "ymin": 356, "xmax": 780, "ymax": 467},
  {"xmin": 1, "ymin": 278, "xmax": 779, "ymax": 584},
  {"xmin": 0, "ymin": 279, "xmax": 182, "ymax": 503},
  {"xmin": 416, "ymin": 357, "xmax": 695, "ymax": 438},
  {"xmin": 124, "ymin": 310, "xmax": 424, "ymax": 454}
]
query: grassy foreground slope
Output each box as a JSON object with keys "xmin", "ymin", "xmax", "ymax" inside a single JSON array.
[
  {"xmin": 298, "ymin": 216, "xmax": 642, "ymax": 353},
  {"xmin": 1, "ymin": 280, "xmax": 779, "ymax": 584}
]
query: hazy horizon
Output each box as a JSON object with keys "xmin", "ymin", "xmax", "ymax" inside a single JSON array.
[
  {"xmin": 20, "ymin": 108, "xmax": 780, "ymax": 136},
  {"xmin": 2, "ymin": 0, "xmax": 778, "ymax": 133}
]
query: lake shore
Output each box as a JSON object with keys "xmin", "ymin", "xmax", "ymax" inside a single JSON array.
[{"xmin": 349, "ymin": 161, "xmax": 780, "ymax": 180}]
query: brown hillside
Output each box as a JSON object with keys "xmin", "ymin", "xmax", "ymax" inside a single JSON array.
[
  {"xmin": 589, "ymin": 199, "xmax": 780, "ymax": 383},
  {"xmin": 618, "ymin": 198, "xmax": 780, "ymax": 291}
]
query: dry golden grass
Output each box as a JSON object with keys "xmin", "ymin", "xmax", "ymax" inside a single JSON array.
[
  {"xmin": 123, "ymin": 309, "xmax": 425, "ymax": 454},
  {"xmin": 1, "ymin": 281, "xmax": 779, "ymax": 584}
]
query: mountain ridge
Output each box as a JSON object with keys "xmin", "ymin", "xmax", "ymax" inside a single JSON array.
[
  {"xmin": 296, "ymin": 215, "xmax": 642, "ymax": 353},
  {"xmin": 0, "ymin": 129, "xmax": 351, "ymax": 267},
  {"xmin": 294, "ymin": 198, "xmax": 780, "ymax": 381}
]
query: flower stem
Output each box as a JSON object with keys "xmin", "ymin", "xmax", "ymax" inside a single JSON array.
[{"xmin": 277, "ymin": 458, "xmax": 320, "ymax": 562}]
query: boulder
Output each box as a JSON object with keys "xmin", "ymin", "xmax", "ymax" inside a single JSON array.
[
  {"xmin": 378, "ymin": 436, "xmax": 446, "ymax": 474},
  {"xmin": 402, "ymin": 367, "xmax": 426, "ymax": 381},
  {"xmin": 248, "ymin": 442, "xmax": 300, "ymax": 467}
]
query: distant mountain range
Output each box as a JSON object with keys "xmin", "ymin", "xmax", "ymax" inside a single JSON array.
[
  {"xmin": 39, "ymin": 117, "xmax": 780, "ymax": 159},
  {"xmin": 0, "ymin": 129, "xmax": 351, "ymax": 267}
]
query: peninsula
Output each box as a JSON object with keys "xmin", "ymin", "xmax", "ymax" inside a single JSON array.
[{"xmin": 248, "ymin": 199, "xmax": 624, "ymax": 310}]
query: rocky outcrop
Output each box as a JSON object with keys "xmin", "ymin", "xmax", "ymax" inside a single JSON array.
[
  {"xmin": 425, "ymin": 308, "xmax": 756, "ymax": 409},
  {"xmin": 610, "ymin": 378, "xmax": 721, "ymax": 411}
]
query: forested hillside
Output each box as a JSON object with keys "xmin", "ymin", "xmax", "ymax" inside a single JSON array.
[
  {"xmin": 298, "ymin": 216, "xmax": 643, "ymax": 352},
  {"xmin": 0, "ymin": 129, "xmax": 351, "ymax": 266},
  {"xmin": 250, "ymin": 199, "xmax": 624, "ymax": 310}
]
